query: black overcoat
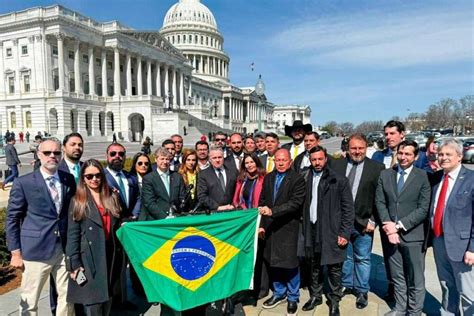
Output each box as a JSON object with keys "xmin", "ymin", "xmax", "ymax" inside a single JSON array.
[
  {"xmin": 65, "ymin": 199, "xmax": 125, "ymax": 305},
  {"xmin": 258, "ymin": 168, "xmax": 306, "ymax": 269},
  {"xmin": 302, "ymin": 167, "xmax": 354, "ymax": 265}
]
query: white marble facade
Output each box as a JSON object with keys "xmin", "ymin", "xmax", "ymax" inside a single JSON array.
[{"xmin": 0, "ymin": 1, "xmax": 309, "ymax": 142}]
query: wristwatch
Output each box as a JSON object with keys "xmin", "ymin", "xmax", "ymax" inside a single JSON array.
[{"xmin": 395, "ymin": 223, "xmax": 401, "ymax": 231}]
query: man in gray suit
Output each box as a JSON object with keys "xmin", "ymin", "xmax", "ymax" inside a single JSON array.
[
  {"xmin": 429, "ymin": 138, "xmax": 474, "ymax": 315},
  {"xmin": 140, "ymin": 147, "xmax": 186, "ymax": 220},
  {"xmin": 2, "ymin": 136, "xmax": 21, "ymax": 190},
  {"xmin": 375, "ymin": 140, "xmax": 431, "ymax": 316}
]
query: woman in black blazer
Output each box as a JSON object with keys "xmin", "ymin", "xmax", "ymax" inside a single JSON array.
[{"xmin": 66, "ymin": 159, "xmax": 125, "ymax": 315}]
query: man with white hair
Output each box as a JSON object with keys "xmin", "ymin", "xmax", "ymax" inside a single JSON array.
[
  {"xmin": 6, "ymin": 138, "xmax": 76, "ymax": 315},
  {"xmin": 429, "ymin": 138, "xmax": 474, "ymax": 315}
]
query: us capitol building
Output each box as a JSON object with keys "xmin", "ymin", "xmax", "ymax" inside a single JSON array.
[{"xmin": 0, "ymin": 0, "xmax": 311, "ymax": 142}]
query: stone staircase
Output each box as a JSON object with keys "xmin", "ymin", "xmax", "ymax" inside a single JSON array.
[{"xmin": 182, "ymin": 112, "xmax": 233, "ymax": 146}]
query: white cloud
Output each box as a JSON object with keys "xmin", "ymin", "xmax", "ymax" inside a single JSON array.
[{"xmin": 270, "ymin": 5, "xmax": 473, "ymax": 68}]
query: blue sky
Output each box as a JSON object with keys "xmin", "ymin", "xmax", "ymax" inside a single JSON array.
[{"xmin": 1, "ymin": 0, "xmax": 472, "ymax": 127}]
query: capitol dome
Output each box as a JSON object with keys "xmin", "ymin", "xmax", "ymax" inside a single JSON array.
[
  {"xmin": 160, "ymin": 0, "xmax": 230, "ymax": 83},
  {"xmin": 163, "ymin": 0, "xmax": 218, "ymax": 31}
]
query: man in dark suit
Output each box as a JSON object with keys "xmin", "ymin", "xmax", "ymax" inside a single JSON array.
[
  {"xmin": 281, "ymin": 120, "xmax": 312, "ymax": 160},
  {"xmin": 254, "ymin": 132, "xmax": 267, "ymax": 157},
  {"xmin": 332, "ymin": 134, "xmax": 384, "ymax": 309},
  {"xmin": 6, "ymin": 138, "xmax": 76, "ymax": 315},
  {"xmin": 2, "ymin": 136, "xmax": 21, "ymax": 190},
  {"xmin": 140, "ymin": 147, "xmax": 186, "ymax": 220},
  {"xmin": 213, "ymin": 131, "xmax": 231, "ymax": 158},
  {"xmin": 224, "ymin": 133, "xmax": 244, "ymax": 176},
  {"xmin": 58, "ymin": 133, "xmax": 84, "ymax": 182},
  {"xmin": 259, "ymin": 132, "xmax": 280, "ymax": 173},
  {"xmin": 104, "ymin": 142, "xmax": 140, "ymax": 218},
  {"xmin": 375, "ymin": 140, "xmax": 431, "ymax": 316},
  {"xmin": 259, "ymin": 148, "xmax": 306, "ymax": 315},
  {"xmin": 292, "ymin": 131, "xmax": 320, "ymax": 174},
  {"xmin": 197, "ymin": 146, "xmax": 237, "ymax": 211},
  {"xmin": 171, "ymin": 134, "xmax": 184, "ymax": 164},
  {"xmin": 429, "ymin": 138, "xmax": 474, "ymax": 315},
  {"xmin": 301, "ymin": 146, "xmax": 354, "ymax": 315},
  {"xmin": 162, "ymin": 139, "xmax": 180, "ymax": 172}
]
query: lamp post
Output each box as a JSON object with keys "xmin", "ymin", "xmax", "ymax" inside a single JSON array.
[
  {"xmin": 167, "ymin": 90, "xmax": 173, "ymax": 112},
  {"xmin": 255, "ymin": 74, "xmax": 265, "ymax": 132}
]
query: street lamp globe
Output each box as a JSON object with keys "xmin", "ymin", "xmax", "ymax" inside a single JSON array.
[{"xmin": 255, "ymin": 74, "xmax": 265, "ymax": 96}]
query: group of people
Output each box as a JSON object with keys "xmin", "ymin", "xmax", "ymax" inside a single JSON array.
[{"xmin": 5, "ymin": 119, "xmax": 474, "ymax": 316}]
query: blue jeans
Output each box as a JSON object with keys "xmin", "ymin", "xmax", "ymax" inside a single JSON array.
[
  {"xmin": 342, "ymin": 225, "xmax": 373, "ymax": 293},
  {"xmin": 4, "ymin": 164, "xmax": 19, "ymax": 185},
  {"xmin": 271, "ymin": 267, "xmax": 300, "ymax": 302}
]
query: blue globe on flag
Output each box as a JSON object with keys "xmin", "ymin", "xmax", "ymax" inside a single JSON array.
[{"xmin": 171, "ymin": 235, "xmax": 216, "ymax": 280}]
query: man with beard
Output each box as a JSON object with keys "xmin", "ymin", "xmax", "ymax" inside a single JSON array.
[
  {"xmin": 6, "ymin": 138, "xmax": 76, "ymax": 315},
  {"xmin": 260, "ymin": 133, "xmax": 280, "ymax": 173},
  {"xmin": 104, "ymin": 143, "xmax": 140, "ymax": 219},
  {"xmin": 282, "ymin": 121, "xmax": 313, "ymax": 160},
  {"xmin": 195, "ymin": 140, "xmax": 210, "ymax": 170},
  {"xmin": 58, "ymin": 133, "xmax": 84, "ymax": 183},
  {"xmin": 213, "ymin": 131, "xmax": 231, "ymax": 158},
  {"xmin": 301, "ymin": 146, "xmax": 354, "ymax": 315},
  {"xmin": 224, "ymin": 133, "xmax": 244, "ymax": 176},
  {"xmin": 293, "ymin": 131, "xmax": 321, "ymax": 174},
  {"xmin": 332, "ymin": 134, "xmax": 384, "ymax": 309}
]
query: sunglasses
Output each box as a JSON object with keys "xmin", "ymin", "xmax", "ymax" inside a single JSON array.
[
  {"xmin": 40, "ymin": 151, "xmax": 62, "ymax": 156},
  {"xmin": 215, "ymin": 138, "xmax": 226, "ymax": 142},
  {"xmin": 109, "ymin": 151, "xmax": 125, "ymax": 158},
  {"xmin": 137, "ymin": 161, "xmax": 149, "ymax": 166},
  {"xmin": 83, "ymin": 173, "xmax": 102, "ymax": 180}
]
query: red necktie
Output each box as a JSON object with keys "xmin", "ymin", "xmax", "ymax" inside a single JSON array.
[{"xmin": 433, "ymin": 174, "xmax": 449, "ymax": 237}]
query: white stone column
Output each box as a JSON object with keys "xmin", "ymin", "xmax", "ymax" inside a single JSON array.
[
  {"xmin": 155, "ymin": 62, "xmax": 161, "ymax": 97},
  {"xmin": 172, "ymin": 68, "xmax": 177, "ymax": 106},
  {"xmin": 137, "ymin": 56, "xmax": 143, "ymax": 95},
  {"xmin": 193, "ymin": 55, "xmax": 196, "ymax": 72},
  {"xmin": 74, "ymin": 41, "xmax": 82, "ymax": 94},
  {"xmin": 205, "ymin": 56, "xmax": 209, "ymax": 74},
  {"xmin": 88, "ymin": 46, "xmax": 95, "ymax": 95},
  {"xmin": 101, "ymin": 50, "xmax": 107, "ymax": 96},
  {"xmin": 164, "ymin": 64, "xmax": 169, "ymax": 100},
  {"xmin": 0, "ymin": 41, "xmax": 4, "ymax": 94},
  {"xmin": 126, "ymin": 53, "xmax": 132, "ymax": 96},
  {"xmin": 147, "ymin": 60, "xmax": 152, "ymax": 96},
  {"xmin": 214, "ymin": 57, "xmax": 217, "ymax": 75},
  {"xmin": 57, "ymin": 33, "xmax": 65, "ymax": 91},
  {"xmin": 188, "ymin": 76, "xmax": 192, "ymax": 101},
  {"xmin": 179, "ymin": 71, "xmax": 184, "ymax": 106},
  {"xmin": 113, "ymin": 47, "xmax": 121, "ymax": 96},
  {"xmin": 200, "ymin": 55, "xmax": 205, "ymax": 73}
]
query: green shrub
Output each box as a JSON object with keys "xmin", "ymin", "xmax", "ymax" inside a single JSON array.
[{"xmin": 0, "ymin": 207, "xmax": 9, "ymax": 266}]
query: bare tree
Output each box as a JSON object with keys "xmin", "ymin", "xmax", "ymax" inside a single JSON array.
[
  {"xmin": 355, "ymin": 120, "xmax": 384, "ymax": 134},
  {"xmin": 338, "ymin": 122, "xmax": 354, "ymax": 135}
]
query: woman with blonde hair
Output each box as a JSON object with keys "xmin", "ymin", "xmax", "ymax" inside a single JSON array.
[{"xmin": 66, "ymin": 159, "xmax": 125, "ymax": 315}]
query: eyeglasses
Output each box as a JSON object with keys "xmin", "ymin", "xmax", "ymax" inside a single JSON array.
[
  {"xmin": 40, "ymin": 151, "xmax": 62, "ymax": 157},
  {"xmin": 109, "ymin": 151, "xmax": 125, "ymax": 158},
  {"xmin": 215, "ymin": 138, "xmax": 226, "ymax": 142},
  {"xmin": 83, "ymin": 173, "xmax": 102, "ymax": 180},
  {"xmin": 137, "ymin": 161, "xmax": 149, "ymax": 166}
]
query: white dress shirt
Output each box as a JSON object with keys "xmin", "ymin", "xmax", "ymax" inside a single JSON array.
[
  {"xmin": 106, "ymin": 167, "xmax": 130, "ymax": 205},
  {"xmin": 433, "ymin": 164, "xmax": 462, "ymax": 219}
]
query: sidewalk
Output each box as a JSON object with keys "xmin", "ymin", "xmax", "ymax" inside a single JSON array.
[{"xmin": 0, "ymin": 232, "xmax": 442, "ymax": 315}]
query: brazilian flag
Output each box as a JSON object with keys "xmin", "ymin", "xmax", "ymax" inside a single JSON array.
[{"xmin": 117, "ymin": 209, "xmax": 260, "ymax": 311}]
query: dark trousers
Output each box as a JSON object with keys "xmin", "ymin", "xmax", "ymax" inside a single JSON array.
[
  {"xmin": 252, "ymin": 239, "xmax": 269, "ymax": 299},
  {"xmin": 380, "ymin": 228, "xmax": 394, "ymax": 294},
  {"xmin": 387, "ymin": 240, "xmax": 425, "ymax": 315},
  {"xmin": 83, "ymin": 300, "xmax": 112, "ymax": 316},
  {"xmin": 308, "ymin": 252, "xmax": 343, "ymax": 304}
]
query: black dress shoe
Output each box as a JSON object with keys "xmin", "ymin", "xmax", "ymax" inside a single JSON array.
[
  {"xmin": 302, "ymin": 296, "xmax": 322, "ymax": 311},
  {"xmin": 341, "ymin": 286, "xmax": 353, "ymax": 296},
  {"xmin": 329, "ymin": 302, "xmax": 340, "ymax": 316},
  {"xmin": 287, "ymin": 301, "xmax": 298, "ymax": 315},
  {"xmin": 355, "ymin": 292, "xmax": 368, "ymax": 309},
  {"xmin": 262, "ymin": 295, "xmax": 286, "ymax": 309},
  {"xmin": 118, "ymin": 301, "xmax": 138, "ymax": 310}
]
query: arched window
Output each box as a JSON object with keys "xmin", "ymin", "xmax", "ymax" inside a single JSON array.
[
  {"xmin": 25, "ymin": 111, "xmax": 32, "ymax": 128},
  {"xmin": 10, "ymin": 112, "xmax": 16, "ymax": 128}
]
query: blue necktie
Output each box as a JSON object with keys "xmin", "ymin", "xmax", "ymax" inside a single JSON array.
[
  {"xmin": 73, "ymin": 164, "xmax": 80, "ymax": 183},
  {"xmin": 161, "ymin": 173, "xmax": 170, "ymax": 195},
  {"xmin": 397, "ymin": 170, "xmax": 405, "ymax": 193},
  {"xmin": 273, "ymin": 173, "xmax": 285, "ymax": 202},
  {"xmin": 117, "ymin": 173, "xmax": 128, "ymax": 207}
]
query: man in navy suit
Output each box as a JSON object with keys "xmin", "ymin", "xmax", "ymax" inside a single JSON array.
[
  {"xmin": 6, "ymin": 138, "xmax": 76, "ymax": 315},
  {"xmin": 104, "ymin": 142, "xmax": 140, "ymax": 219},
  {"xmin": 58, "ymin": 133, "xmax": 84, "ymax": 182},
  {"xmin": 429, "ymin": 138, "xmax": 474, "ymax": 315}
]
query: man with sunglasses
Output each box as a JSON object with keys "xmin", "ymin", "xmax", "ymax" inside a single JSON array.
[
  {"xmin": 213, "ymin": 131, "xmax": 231, "ymax": 158},
  {"xmin": 104, "ymin": 143, "xmax": 140, "ymax": 219},
  {"xmin": 6, "ymin": 138, "xmax": 76, "ymax": 315}
]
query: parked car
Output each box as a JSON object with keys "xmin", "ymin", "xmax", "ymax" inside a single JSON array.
[
  {"xmin": 462, "ymin": 138, "xmax": 474, "ymax": 163},
  {"xmin": 405, "ymin": 132, "xmax": 428, "ymax": 148},
  {"xmin": 367, "ymin": 131, "xmax": 384, "ymax": 142}
]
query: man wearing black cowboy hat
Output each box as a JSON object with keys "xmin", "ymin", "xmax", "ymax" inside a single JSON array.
[{"xmin": 282, "ymin": 120, "xmax": 313, "ymax": 160}]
